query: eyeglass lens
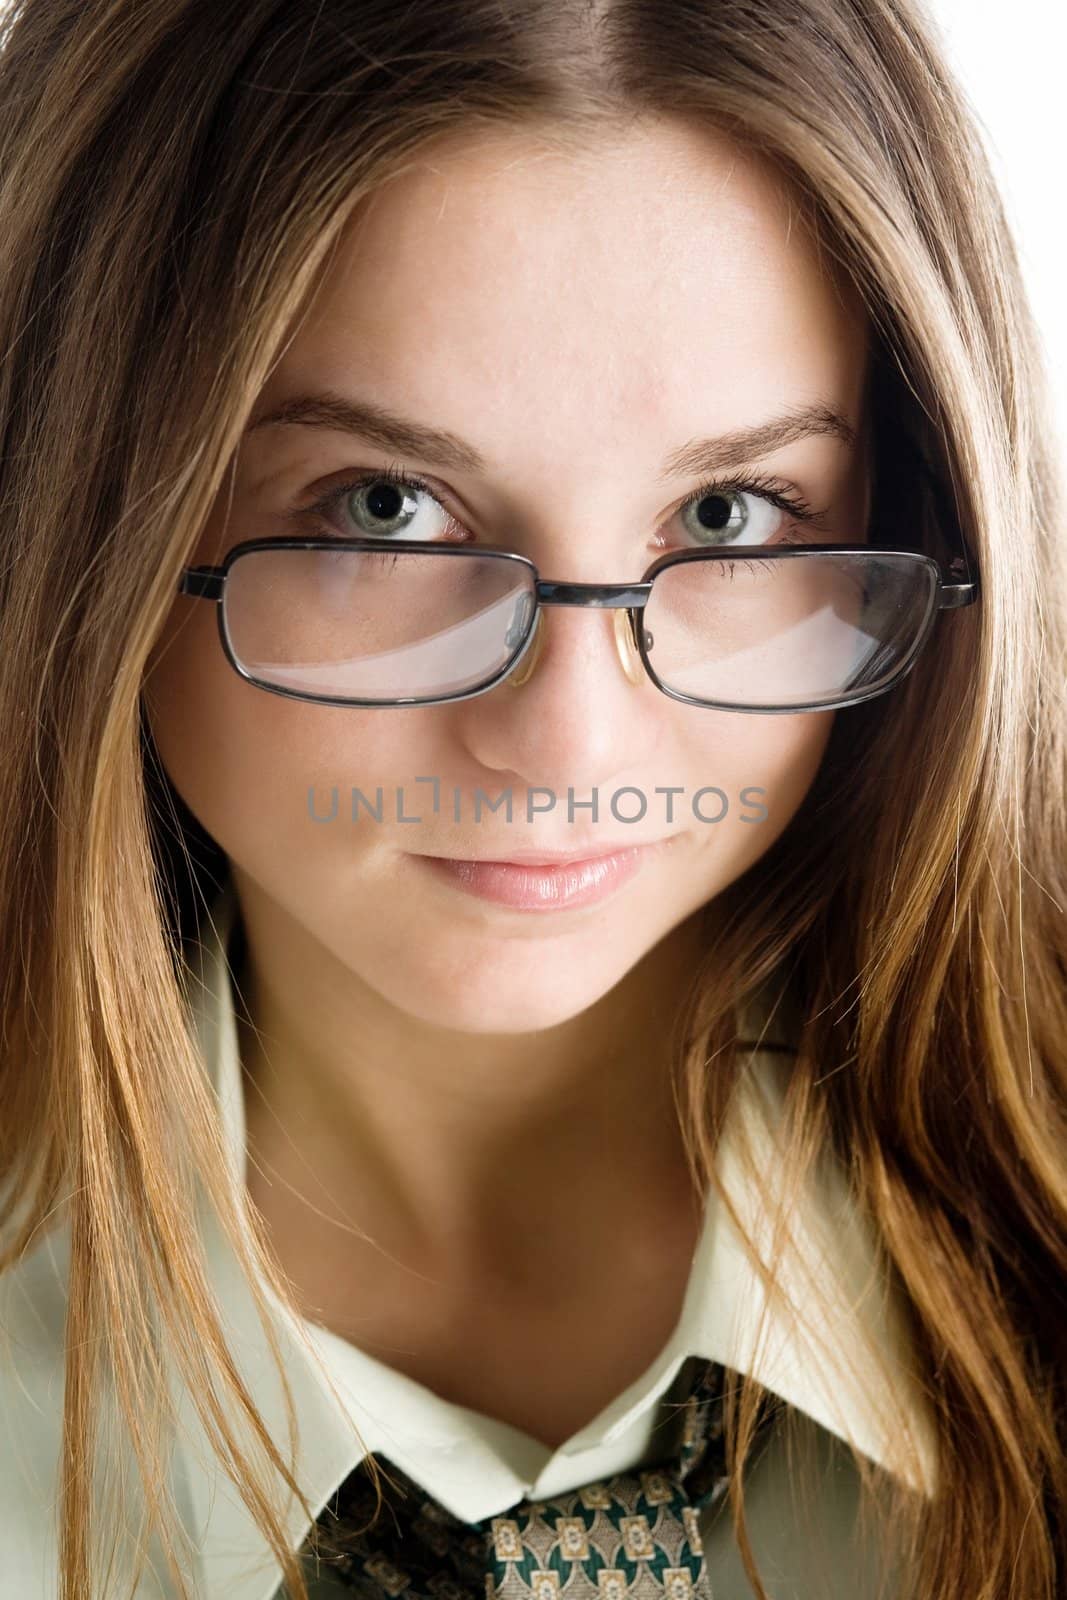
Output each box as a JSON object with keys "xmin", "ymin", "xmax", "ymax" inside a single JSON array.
[{"xmin": 220, "ymin": 545, "xmax": 938, "ymax": 708}]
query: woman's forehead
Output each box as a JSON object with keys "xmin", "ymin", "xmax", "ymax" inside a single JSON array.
[{"xmin": 262, "ymin": 117, "xmax": 870, "ymax": 471}]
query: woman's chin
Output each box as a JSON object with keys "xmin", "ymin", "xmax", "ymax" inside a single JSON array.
[{"xmin": 362, "ymin": 953, "xmax": 632, "ymax": 1036}]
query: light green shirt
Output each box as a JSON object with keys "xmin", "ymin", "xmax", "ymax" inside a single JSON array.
[{"xmin": 0, "ymin": 880, "xmax": 935, "ymax": 1597}]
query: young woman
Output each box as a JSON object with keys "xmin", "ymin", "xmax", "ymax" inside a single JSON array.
[{"xmin": 0, "ymin": 1, "xmax": 1063, "ymax": 1597}]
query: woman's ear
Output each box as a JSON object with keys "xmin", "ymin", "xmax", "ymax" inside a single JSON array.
[{"xmin": 140, "ymin": 696, "xmax": 229, "ymax": 950}]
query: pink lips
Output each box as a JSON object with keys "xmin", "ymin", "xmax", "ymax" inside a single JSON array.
[{"xmin": 414, "ymin": 841, "xmax": 664, "ymax": 910}]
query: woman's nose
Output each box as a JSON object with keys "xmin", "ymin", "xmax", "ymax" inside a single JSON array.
[
  {"xmin": 454, "ymin": 601, "xmax": 661, "ymax": 799},
  {"xmin": 507, "ymin": 606, "xmax": 644, "ymax": 689}
]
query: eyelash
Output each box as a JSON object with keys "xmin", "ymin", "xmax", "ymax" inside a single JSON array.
[{"xmin": 300, "ymin": 460, "xmax": 829, "ymax": 546}]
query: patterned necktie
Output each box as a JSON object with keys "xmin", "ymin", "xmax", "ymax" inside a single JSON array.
[{"xmin": 300, "ymin": 1356, "xmax": 763, "ymax": 1600}]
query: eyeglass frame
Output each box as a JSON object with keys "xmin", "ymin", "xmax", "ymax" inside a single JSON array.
[{"xmin": 177, "ymin": 455, "xmax": 979, "ymax": 716}]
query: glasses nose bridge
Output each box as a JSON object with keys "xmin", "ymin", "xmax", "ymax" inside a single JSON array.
[
  {"xmin": 513, "ymin": 577, "xmax": 650, "ymax": 688},
  {"xmin": 504, "ymin": 578, "xmax": 650, "ymax": 659},
  {"xmin": 532, "ymin": 578, "xmax": 653, "ymax": 609}
]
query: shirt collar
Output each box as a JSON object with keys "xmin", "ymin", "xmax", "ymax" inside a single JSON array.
[{"xmin": 175, "ymin": 876, "xmax": 938, "ymax": 1599}]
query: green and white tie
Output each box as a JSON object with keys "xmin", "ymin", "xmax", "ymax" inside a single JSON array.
[{"xmin": 302, "ymin": 1357, "xmax": 767, "ymax": 1600}]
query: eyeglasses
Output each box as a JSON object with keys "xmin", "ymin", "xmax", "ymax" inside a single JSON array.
[{"xmin": 177, "ymin": 523, "xmax": 978, "ymax": 714}]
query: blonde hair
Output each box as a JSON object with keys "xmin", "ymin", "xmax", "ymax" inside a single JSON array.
[{"xmin": 0, "ymin": 1, "xmax": 1064, "ymax": 1596}]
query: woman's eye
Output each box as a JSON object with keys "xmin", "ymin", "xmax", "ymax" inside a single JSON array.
[
  {"xmin": 302, "ymin": 469, "xmax": 820, "ymax": 550},
  {"xmin": 310, "ymin": 474, "xmax": 458, "ymax": 542},
  {"xmin": 677, "ymin": 487, "xmax": 791, "ymax": 549}
]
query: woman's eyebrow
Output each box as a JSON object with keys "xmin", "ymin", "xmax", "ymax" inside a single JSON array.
[{"xmin": 244, "ymin": 390, "xmax": 855, "ymax": 478}]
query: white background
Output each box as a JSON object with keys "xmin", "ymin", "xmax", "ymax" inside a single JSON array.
[{"xmin": 925, "ymin": 0, "xmax": 1066, "ymax": 458}]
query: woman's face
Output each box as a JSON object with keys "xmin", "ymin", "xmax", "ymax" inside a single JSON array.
[{"xmin": 143, "ymin": 117, "xmax": 871, "ymax": 1034}]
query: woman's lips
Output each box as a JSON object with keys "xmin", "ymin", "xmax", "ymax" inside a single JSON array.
[{"xmin": 411, "ymin": 840, "xmax": 667, "ymax": 911}]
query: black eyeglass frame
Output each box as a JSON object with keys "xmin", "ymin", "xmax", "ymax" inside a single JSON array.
[
  {"xmin": 177, "ymin": 465, "xmax": 979, "ymax": 714},
  {"xmin": 178, "ymin": 538, "xmax": 977, "ymax": 715}
]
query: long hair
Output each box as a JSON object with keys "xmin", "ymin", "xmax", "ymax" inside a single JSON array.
[{"xmin": 0, "ymin": 1, "xmax": 1064, "ymax": 1596}]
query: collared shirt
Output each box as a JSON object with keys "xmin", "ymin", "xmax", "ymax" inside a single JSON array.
[{"xmin": 0, "ymin": 879, "xmax": 936, "ymax": 1598}]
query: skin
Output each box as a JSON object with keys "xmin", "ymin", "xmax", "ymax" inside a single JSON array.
[{"xmin": 142, "ymin": 116, "xmax": 871, "ymax": 1441}]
